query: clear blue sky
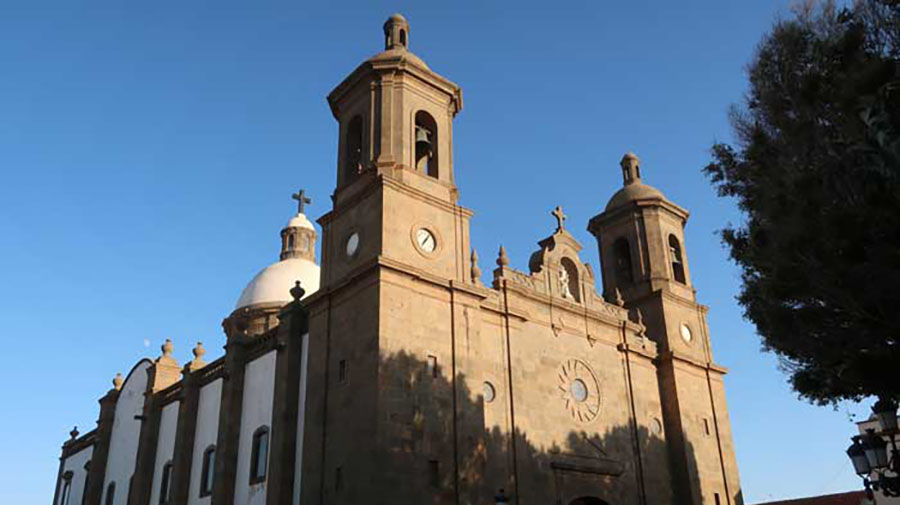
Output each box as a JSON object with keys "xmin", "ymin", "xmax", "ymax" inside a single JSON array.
[{"xmin": 0, "ymin": 2, "xmax": 870, "ymax": 504}]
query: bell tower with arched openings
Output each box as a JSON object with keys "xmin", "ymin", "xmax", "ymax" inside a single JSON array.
[{"xmin": 589, "ymin": 153, "xmax": 742, "ymax": 505}]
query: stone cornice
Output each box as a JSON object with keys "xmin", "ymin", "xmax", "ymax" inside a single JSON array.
[
  {"xmin": 657, "ymin": 349, "xmax": 729, "ymax": 374},
  {"xmin": 62, "ymin": 429, "xmax": 96, "ymax": 458}
]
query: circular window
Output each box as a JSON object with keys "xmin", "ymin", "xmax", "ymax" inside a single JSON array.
[
  {"xmin": 651, "ymin": 417, "xmax": 663, "ymax": 435},
  {"xmin": 569, "ymin": 379, "xmax": 588, "ymax": 403},
  {"xmin": 680, "ymin": 323, "xmax": 693, "ymax": 343},
  {"xmin": 483, "ymin": 381, "xmax": 496, "ymax": 403},
  {"xmin": 345, "ymin": 232, "xmax": 360, "ymax": 257}
]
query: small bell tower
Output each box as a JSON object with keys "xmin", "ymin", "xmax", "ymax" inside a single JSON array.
[{"xmin": 588, "ymin": 154, "xmax": 742, "ymax": 504}]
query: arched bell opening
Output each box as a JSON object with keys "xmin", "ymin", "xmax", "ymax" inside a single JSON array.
[
  {"xmin": 668, "ymin": 234, "xmax": 686, "ymax": 284},
  {"xmin": 414, "ymin": 111, "xmax": 438, "ymax": 178},
  {"xmin": 343, "ymin": 115, "xmax": 364, "ymax": 186},
  {"xmin": 612, "ymin": 237, "xmax": 634, "ymax": 288}
]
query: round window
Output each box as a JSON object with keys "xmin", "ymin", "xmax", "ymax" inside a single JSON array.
[
  {"xmin": 483, "ymin": 381, "xmax": 496, "ymax": 403},
  {"xmin": 569, "ymin": 379, "xmax": 588, "ymax": 403}
]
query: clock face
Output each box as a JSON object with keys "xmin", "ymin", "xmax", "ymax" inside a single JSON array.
[
  {"xmin": 557, "ymin": 359, "xmax": 600, "ymax": 423},
  {"xmin": 415, "ymin": 228, "xmax": 436, "ymax": 253},
  {"xmin": 345, "ymin": 232, "xmax": 360, "ymax": 257},
  {"xmin": 680, "ymin": 323, "xmax": 693, "ymax": 343}
]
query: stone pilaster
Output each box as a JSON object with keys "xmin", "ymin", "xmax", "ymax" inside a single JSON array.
[
  {"xmin": 211, "ymin": 320, "xmax": 249, "ymax": 505},
  {"xmin": 266, "ymin": 292, "xmax": 310, "ymax": 504},
  {"xmin": 169, "ymin": 344, "xmax": 207, "ymax": 505},
  {"xmin": 84, "ymin": 378, "xmax": 121, "ymax": 505}
]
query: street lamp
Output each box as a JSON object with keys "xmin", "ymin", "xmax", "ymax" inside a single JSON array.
[{"xmin": 847, "ymin": 397, "xmax": 900, "ymax": 498}]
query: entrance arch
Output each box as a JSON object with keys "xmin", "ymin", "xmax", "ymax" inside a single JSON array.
[{"xmin": 569, "ymin": 498, "xmax": 609, "ymax": 505}]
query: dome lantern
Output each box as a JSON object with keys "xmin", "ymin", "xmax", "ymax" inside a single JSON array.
[{"xmin": 383, "ymin": 13, "xmax": 410, "ymax": 51}]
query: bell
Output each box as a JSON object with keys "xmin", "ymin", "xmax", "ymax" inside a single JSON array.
[{"xmin": 415, "ymin": 125, "xmax": 432, "ymax": 153}]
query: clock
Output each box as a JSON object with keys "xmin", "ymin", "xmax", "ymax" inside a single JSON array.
[
  {"xmin": 345, "ymin": 232, "xmax": 360, "ymax": 257},
  {"xmin": 680, "ymin": 323, "xmax": 693, "ymax": 343},
  {"xmin": 415, "ymin": 228, "xmax": 436, "ymax": 253},
  {"xmin": 557, "ymin": 359, "xmax": 600, "ymax": 423}
]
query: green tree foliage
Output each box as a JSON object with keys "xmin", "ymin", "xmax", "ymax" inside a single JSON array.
[{"xmin": 705, "ymin": 0, "xmax": 900, "ymax": 405}]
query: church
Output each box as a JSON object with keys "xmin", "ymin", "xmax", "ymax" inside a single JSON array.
[{"xmin": 53, "ymin": 14, "xmax": 742, "ymax": 505}]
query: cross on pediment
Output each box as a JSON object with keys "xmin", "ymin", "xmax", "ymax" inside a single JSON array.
[
  {"xmin": 292, "ymin": 189, "xmax": 311, "ymax": 214},
  {"xmin": 552, "ymin": 205, "xmax": 567, "ymax": 232}
]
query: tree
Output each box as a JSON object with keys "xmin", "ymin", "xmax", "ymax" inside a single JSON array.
[{"xmin": 705, "ymin": 0, "xmax": 900, "ymax": 406}]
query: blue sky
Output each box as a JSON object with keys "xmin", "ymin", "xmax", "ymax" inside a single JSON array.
[{"xmin": 0, "ymin": 1, "xmax": 871, "ymax": 504}]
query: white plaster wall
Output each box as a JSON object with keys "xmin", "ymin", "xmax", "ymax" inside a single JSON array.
[
  {"xmin": 187, "ymin": 378, "xmax": 223, "ymax": 505},
  {"xmin": 103, "ymin": 360, "xmax": 151, "ymax": 505},
  {"xmin": 291, "ymin": 334, "xmax": 309, "ymax": 505},
  {"xmin": 149, "ymin": 401, "xmax": 180, "ymax": 505},
  {"xmin": 57, "ymin": 445, "xmax": 92, "ymax": 505},
  {"xmin": 234, "ymin": 350, "xmax": 276, "ymax": 505}
]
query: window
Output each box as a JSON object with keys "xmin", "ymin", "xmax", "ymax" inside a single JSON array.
[
  {"xmin": 338, "ymin": 359, "xmax": 348, "ymax": 383},
  {"xmin": 715, "ymin": 493, "xmax": 721, "ymax": 505},
  {"xmin": 414, "ymin": 111, "xmax": 438, "ymax": 178},
  {"xmin": 104, "ymin": 482, "xmax": 115, "ymax": 505},
  {"xmin": 159, "ymin": 461, "xmax": 172, "ymax": 504},
  {"xmin": 613, "ymin": 238, "xmax": 634, "ymax": 286},
  {"xmin": 200, "ymin": 446, "xmax": 215, "ymax": 497},
  {"xmin": 344, "ymin": 116, "xmax": 363, "ymax": 185},
  {"xmin": 703, "ymin": 418, "xmax": 711, "ymax": 436},
  {"xmin": 82, "ymin": 462, "xmax": 91, "ymax": 505},
  {"xmin": 399, "ymin": 29, "xmax": 407, "ymax": 47},
  {"xmin": 59, "ymin": 471, "xmax": 73, "ymax": 505},
  {"xmin": 250, "ymin": 426, "xmax": 269, "ymax": 484},
  {"xmin": 428, "ymin": 460, "xmax": 439, "ymax": 488},
  {"xmin": 335, "ymin": 466, "xmax": 343, "ymax": 492},
  {"xmin": 668, "ymin": 235, "xmax": 686, "ymax": 284},
  {"xmin": 287, "ymin": 234, "xmax": 294, "ymax": 250}
]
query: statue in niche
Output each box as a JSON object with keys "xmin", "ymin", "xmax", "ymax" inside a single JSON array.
[{"xmin": 559, "ymin": 266, "xmax": 573, "ymax": 299}]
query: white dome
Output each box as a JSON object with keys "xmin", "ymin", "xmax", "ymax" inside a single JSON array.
[
  {"xmin": 235, "ymin": 257, "xmax": 320, "ymax": 309},
  {"xmin": 286, "ymin": 212, "xmax": 315, "ymax": 230}
]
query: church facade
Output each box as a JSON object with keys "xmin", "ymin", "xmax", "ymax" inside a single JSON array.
[{"xmin": 53, "ymin": 14, "xmax": 742, "ymax": 505}]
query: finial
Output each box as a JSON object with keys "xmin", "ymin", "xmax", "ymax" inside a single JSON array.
[
  {"xmin": 497, "ymin": 245, "xmax": 509, "ymax": 267},
  {"xmin": 69, "ymin": 426, "xmax": 79, "ymax": 440},
  {"xmin": 290, "ymin": 280, "xmax": 306, "ymax": 301},
  {"xmin": 620, "ymin": 152, "xmax": 642, "ymax": 186},
  {"xmin": 192, "ymin": 341, "xmax": 206, "ymax": 361},
  {"xmin": 161, "ymin": 339, "xmax": 174, "ymax": 357},
  {"xmin": 291, "ymin": 189, "xmax": 311, "ymax": 214},
  {"xmin": 614, "ymin": 287, "xmax": 625, "ymax": 307},
  {"xmin": 551, "ymin": 205, "xmax": 567, "ymax": 232},
  {"xmin": 112, "ymin": 372, "xmax": 124, "ymax": 390},
  {"xmin": 383, "ymin": 13, "xmax": 410, "ymax": 50},
  {"xmin": 471, "ymin": 248, "xmax": 482, "ymax": 284},
  {"xmin": 635, "ymin": 308, "xmax": 644, "ymax": 327}
]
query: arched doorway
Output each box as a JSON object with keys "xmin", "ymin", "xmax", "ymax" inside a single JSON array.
[{"xmin": 569, "ymin": 498, "xmax": 609, "ymax": 505}]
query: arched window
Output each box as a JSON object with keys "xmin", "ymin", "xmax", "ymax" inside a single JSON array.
[
  {"xmin": 613, "ymin": 238, "xmax": 634, "ymax": 287},
  {"xmin": 399, "ymin": 29, "xmax": 407, "ymax": 47},
  {"xmin": 344, "ymin": 115, "xmax": 363, "ymax": 185},
  {"xmin": 414, "ymin": 111, "xmax": 438, "ymax": 178},
  {"xmin": 668, "ymin": 235, "xmax": 686, "ymax": 284},
  {"xmin": 104, "ymin": 482, "xmax": 115, "ymax": 505},
  {"xmin": 250, "ymin": 426, "xmax": 269, "ymax": 484},
  {"xmin": 59, "ymin": 471, "xmax": 73, "ymax": 505},
  {"xmin": 200, "ymin": 445, "xmax": 215, "ymax": 497},
  {"xmin": 560, "ymin": 257, "xmax": 581, "ymax": 302},
  {"xmin": 159, "ymin": 461, "xmax": 173, "ymax": 504},
  {"xmin": 287, "ymin": 234, "xmax": 295, "ymax": 250}
]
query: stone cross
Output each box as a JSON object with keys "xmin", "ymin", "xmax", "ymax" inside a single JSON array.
[
  {"xmin": 292, "ymin": 189, "xmax": 311, "ymax": 214},
  {"xmin": 551, "ymin": 205, "xmax": 567, "ymax": 231}
]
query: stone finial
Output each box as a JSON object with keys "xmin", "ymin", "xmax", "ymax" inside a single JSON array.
[
  {"xmin": 290, "ymin": 280, "xmax": 305, "ymax": 301},
  {"xmin": 635, "ymin": 308, "xmax": 644, "ymax": 326},
  {"xmin": 161, "ymin": 338, "xmax": 174, "ymax": 357},
  {"xmin": 112, "ymin": 372, "xmax": 124, "ymax": 390},
  {"xmin": 69, "ymin": 426, "xmax": 79, "ymax": 441},
  {"xmin": 614, "ymin": 287, "xmax": 625, "ymax": 307},
  {"xmin": 189, "ymin": 341, "xmax": 207, "ymax": 371},
  {"xmin": 471, "ymin": 248, "xmax": 482, "ymax": 284},
  {"xmin": 620, "ymin": 152, "xmax": 642, "ymax": 186},
  {"xmin": 497, "ymin": 245, "xmax": 510, "ymax": 267}
]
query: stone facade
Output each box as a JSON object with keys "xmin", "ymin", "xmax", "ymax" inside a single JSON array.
[{"xmin": 53, "ymin": 14, "xmax": 742, "ymax": 505}]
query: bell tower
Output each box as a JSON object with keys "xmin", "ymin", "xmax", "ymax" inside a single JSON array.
[
  {"xmin": 588, "ymin": 153, "xmax": 742, "ymax": 505},
  {"xmin": 319, "ymin": 13, "xmax": 469, "ymax": 288}
]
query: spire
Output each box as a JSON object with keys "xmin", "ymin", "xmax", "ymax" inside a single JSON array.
[
  {"xmin": 383, "ymin": 13, "xmax": 410, "ymax": 51},
  {"xmin": 281, "ymin": 189, "xmax": 317, "ymax": 262},
  {"xmin": 620, "ymin": 152, "xmax": 642, "ymax": 186}
]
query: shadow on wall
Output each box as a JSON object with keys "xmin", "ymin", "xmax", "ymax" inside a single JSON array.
[{"xmin": 331, "ymin": 350, "xmax": 738, "ymax": 505}]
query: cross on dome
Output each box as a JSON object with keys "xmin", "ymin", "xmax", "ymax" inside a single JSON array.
[
  {"xmin": 552, "ymin": 205, "xmax": 567, "ymax": 232},
  {"xmin": 292, "ymin": 189, "xmax": 311, "ymax": 214}
]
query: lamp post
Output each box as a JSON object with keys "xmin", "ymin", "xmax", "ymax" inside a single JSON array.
[{"xmin": 847, "ymin": 398, "xmax": 900, "ymax": 498}]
